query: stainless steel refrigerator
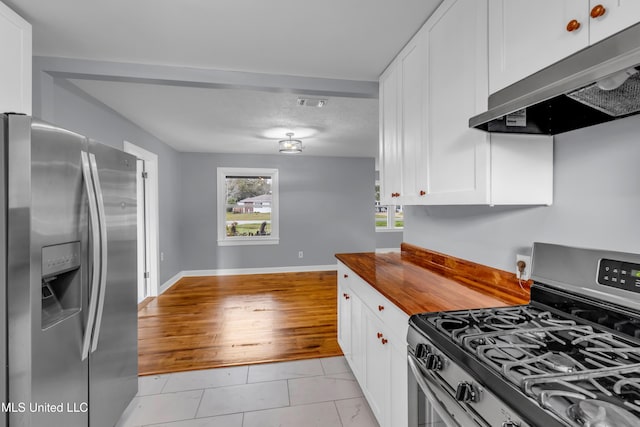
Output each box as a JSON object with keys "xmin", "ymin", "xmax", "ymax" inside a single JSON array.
[{"xmin": 1, "ymin": 114, "xmax": 138, "ymax": 426}]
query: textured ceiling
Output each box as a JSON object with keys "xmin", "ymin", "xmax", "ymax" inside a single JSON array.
[
  {"xmin": 7, "ymin": 0, "xmax": 443, "ymax": 156},
  {"xmin": 69, "ymin": 79, "xmax": 379, "ymax": 156}
]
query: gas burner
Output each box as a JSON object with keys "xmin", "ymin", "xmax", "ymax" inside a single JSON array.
[
  {"xmin": 547, "ymin": 353, "xmax": 577, "ymax": 373},
  {"xmin": 408, "ymin": 244, "xmax": 640, "ymax": 427},
  {"xmin": 567, "ymin": 400, "xmax": 638, "ymax": 427}
]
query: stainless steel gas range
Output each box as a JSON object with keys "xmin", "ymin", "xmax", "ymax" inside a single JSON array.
[{"xmin": 407, "ymin": 243, "xmax": 640, "ymax": 427}]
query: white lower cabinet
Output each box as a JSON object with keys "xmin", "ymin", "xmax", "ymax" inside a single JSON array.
[
  {"xmin": 337, "ymin": 262, "xmax": 409, "ymax": 427},
  {"xmin": 337, "ymin": 280, "xmax": 352, "ymax": 359},
  {"xmin": 363, "ymin": 309, "xmax": 389, "ymax": 423}
]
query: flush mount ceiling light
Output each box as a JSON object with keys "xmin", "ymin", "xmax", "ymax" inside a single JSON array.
[{"xmin": 279, "ymin": 133, "xmax": 303, "ymax": 154}]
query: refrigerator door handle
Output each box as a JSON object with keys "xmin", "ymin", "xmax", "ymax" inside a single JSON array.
[
  {"xmin": 81, "ymin": 151, "xmax": 101, "ymax": 361},
  {"xmin": 89, "ymin": 152, "xmax": 109, "ymax": 353}
]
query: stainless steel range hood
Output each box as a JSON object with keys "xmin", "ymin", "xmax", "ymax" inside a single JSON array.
[{"xmin": 470, "ymin": 21, "xmax": 640, "ymax": 135}]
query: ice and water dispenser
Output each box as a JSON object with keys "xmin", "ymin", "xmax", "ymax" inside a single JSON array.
[{"xmin": 41, "ymin": 242, "xmax": 82, "ymax": 329}]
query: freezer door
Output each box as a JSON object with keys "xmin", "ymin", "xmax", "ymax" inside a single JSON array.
[
  {"xmin": 7, "ymin": 116, "xmax": 90, "ymax": 426},
  {"xmin": 87, "ymin": 140, "xmax": 138, "ymax": 427}
]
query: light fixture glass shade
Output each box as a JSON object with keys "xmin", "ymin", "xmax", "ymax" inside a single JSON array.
[{"xmin": 278, "ymin": 133, "xmax": 303, "ymax": 153}]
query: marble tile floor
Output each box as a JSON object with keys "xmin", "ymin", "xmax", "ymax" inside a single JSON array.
[{"xmin": 116, "ymin": 356, "xmax": 380, "ymax": 427}]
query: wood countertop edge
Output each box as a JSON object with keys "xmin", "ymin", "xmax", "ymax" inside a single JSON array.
[{"xmin": 336, "ymin": 246, "xmax": 530, "ymax": 316}]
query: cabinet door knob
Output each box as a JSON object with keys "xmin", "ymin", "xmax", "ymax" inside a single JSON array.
[
  {"xmin": 590, "ymin": 4, "xmax": 606, "ymax": 18},
  {"xmin": 343, "ymin": 293, "xmax": 350, "ymax": 300},
  {"xmin": 381, "ymin": 338, "xmax": 388, "ymax": 345},
  {"xmin": 377, "ymin": 332, "xmax": 383, "ymax": 339},
  {"xmin": 343, "ymin": 274, "xmax": 348, "ymax": 278},
  {"xmin": 419, "ymin": 190, "xmax": 426, "ymax": 196},
  {"xmin": 378, "ymin": 305, "xmax": 384, "ymax": 311},
  {"xmin": 566, "ymin": 19, "xmax": 581, "ymax": 32}
]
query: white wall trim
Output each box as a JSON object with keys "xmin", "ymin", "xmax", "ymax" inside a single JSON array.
[
  {"xmin": 159, "ymin": 264, "xmax": 338, "ymax": 294},
  {"xmin": 159, "ymin": 271, "xmax": 184, "ymax": 295},
  {"xmin": 123, "ymin": 141, "xmax": 160, "ymax": 297}
]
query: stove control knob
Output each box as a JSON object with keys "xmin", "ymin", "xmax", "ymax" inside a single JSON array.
[
  {"xmin": 415, "ymin": 343, "xmax": 429, "ymax": 359},
  {"xmin": 425, "ymin": 354, "xmax": 442, "ymax": 371},
  {"xmin": 502, "ymin": 422, "xmax": 520, "ymax": 427},
  {"xmin": 455, "ymin": 382, "xmax": 476, "ymax": 402}
]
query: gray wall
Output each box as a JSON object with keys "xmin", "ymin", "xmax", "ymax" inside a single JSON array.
[
  {"xmin": 33, "ymin": 58, "xmax": 377, "ymax": 277},
  {"xmin": 376, "ymin": 231, "xmax": 402, "ymax": 249},
  {"xmin": 179, "ymin": 153, "xmax": 375, "ymax": 270},
  {"xmin": 403, "ymin": 114, "xmax": 640, "ymax": 272},
  {"xmin": 32, "ymin": 64, "xmax": 183, "ymax": 284}
]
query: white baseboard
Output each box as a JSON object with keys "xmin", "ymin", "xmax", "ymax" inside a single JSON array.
[
  {"xmin": 158, "ymin": 271, "xmax": 184, "ymax": 295},
  {"xmin": 159, "ymin": 264, "xmax": 338, "ymax": 295}
]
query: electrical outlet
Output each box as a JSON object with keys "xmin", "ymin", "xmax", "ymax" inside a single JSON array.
[
  {"xmin": 516, "ymin": 254, "xmax": 531, "ymax": 281},
  {"xmin": 298, "ymin": 251, "xmax": 304, "ymax": 259}
]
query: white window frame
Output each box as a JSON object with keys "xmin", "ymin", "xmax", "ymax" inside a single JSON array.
[
  {"xmin": 217, "ymin": 167, "xmax": 279, "ymax": 246},
  {"xmin": 375, "ymin": 181, "xmax": 403, "ymax": 232},
  {"xmin": 376, "ymin": 204, "xmax": 404, "ymax": 232}
]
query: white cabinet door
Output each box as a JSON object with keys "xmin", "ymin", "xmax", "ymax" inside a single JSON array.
[
  {"xmin": 349, "ymin": 292, "xmax": 363, "ymax": 382},
  {"xmin": 337, "ymin": 281, "xmax": 351, "ymax": 358},
  {"xmin": 589, "ymin": 0, "xmax": 640, "ymax": 43},
  {"xmin": 337, "ymin": 263, "xmax": 364, "ymax": 383},
  {"xmin": 400, "ymin": 31, "xmax": 429, "ymax": 204},
  {"xmin": 379, "ymin": 65, "xmax": 402, "ymax": 205},
  {"xmin": 424, "ymin": 0, "xmax": 491, "ymax": 204},
  {"xmin": 0, "ymin": 2, "xmax": 31, "ymax": 115},
  {"xmin": 489, "ymin": 0, "xmax": 588, "ymax": 93},
  {"xmin": 363, "ymin": 308, "xmax": 389, "ymax": 427},
  {"xmin": 389, "ymin": 337, "xmax": 408, "ymax": 427}
]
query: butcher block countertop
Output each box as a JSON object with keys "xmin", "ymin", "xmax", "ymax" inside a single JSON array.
[{"xmin": 335, "ymin": 243, "xmax": 530, "ymax": 316}]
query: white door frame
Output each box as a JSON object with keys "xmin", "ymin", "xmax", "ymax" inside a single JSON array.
[{"xmin": 124, "ymin": 141, "xmax": 160, "ymax": 298}]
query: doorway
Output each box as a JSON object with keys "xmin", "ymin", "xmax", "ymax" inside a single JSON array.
[{"xmin": 123, "ymin": 141, "xmax": 160, "ymax": 302}]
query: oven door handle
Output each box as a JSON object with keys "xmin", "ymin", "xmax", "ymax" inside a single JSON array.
[{"xmin": 408, "ymin": 354, "xmax": 484, "ymax": 427}]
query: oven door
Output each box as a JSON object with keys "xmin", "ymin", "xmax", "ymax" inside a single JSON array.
[{"xmin": 408, "ymin": 354, "xmax": 489, "ymax": 427}]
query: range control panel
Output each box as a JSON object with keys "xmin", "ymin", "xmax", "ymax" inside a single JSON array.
[{"xmin": 598, "ymin": 258, "xmax": 640, "ymax": 292}]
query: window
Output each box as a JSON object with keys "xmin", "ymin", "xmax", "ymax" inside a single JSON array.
[
  {"xmin": 375, "ymin": 183, "xmax": 403, "ymax": 230},
  {"xmin": 217, "ymin": 167, "xmax": 279, "ymax": 246}
]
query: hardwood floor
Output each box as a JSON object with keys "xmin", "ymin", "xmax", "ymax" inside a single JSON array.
[{"xmin": 138, "ymin": 271, "xmax": 342, "ymax": 376}]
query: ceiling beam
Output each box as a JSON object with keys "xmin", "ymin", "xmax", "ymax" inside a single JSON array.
[{"xmin": 34, "ymin": 56, "xmax": 379, "ymax": 99}]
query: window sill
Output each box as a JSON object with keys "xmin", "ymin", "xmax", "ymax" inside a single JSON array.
[
  {"xmin": 218, "ymin": 238, "xmax": 280, "ymax": 246},
  {"xmin": 375, "ymin": 228, "xmax": 403, "ymax": 233}
]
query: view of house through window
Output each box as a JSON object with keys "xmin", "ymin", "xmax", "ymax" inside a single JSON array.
[
  {"xmin": 375, "ymin": 184, "xmax": 404, "ymax": 229},
  {"xmin": 217, "ymin": 168, "xmax": 279, "ymax": 245}
]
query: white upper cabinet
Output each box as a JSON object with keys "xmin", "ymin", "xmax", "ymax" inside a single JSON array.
[
  {"xmin": 489, "ymin": 1, "xmax": 588, "ymax": 94},
  {"xmin": 378, "ymin": 30, "xmax": 429, "ymax": 205},
  {"xmin": 398, "ymin": 32, "xmax": 429, "ymax": 204},
  {"xmin": 489, "ymin": 0, "xmax": 640, "ymax": 93},
  {"xmin": 423, "ymin": 0, "xmax": 491, "ymax": 204},
  {"xmin": 0, "ymin": 1, "xmax": 31, "ymax": 115},
  {"xmin": 378, "ymin": 65, "xmax": 401, "ymax": 205},
  {"xmin": 377, "ymin": 0, "xmax": 553, "ymax": 206},
  {"xmin": 589, "ymin": 1, "xmax": 640, "ymax": 43}
]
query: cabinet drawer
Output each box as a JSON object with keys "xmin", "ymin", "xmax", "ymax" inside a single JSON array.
[
  {"xmin": 349, "ymin": 273, "xmax": 409, "ymax": 344},
  {"xmin": 337, "ymin": 262, "xmax": 355, "ymax": 286}
]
